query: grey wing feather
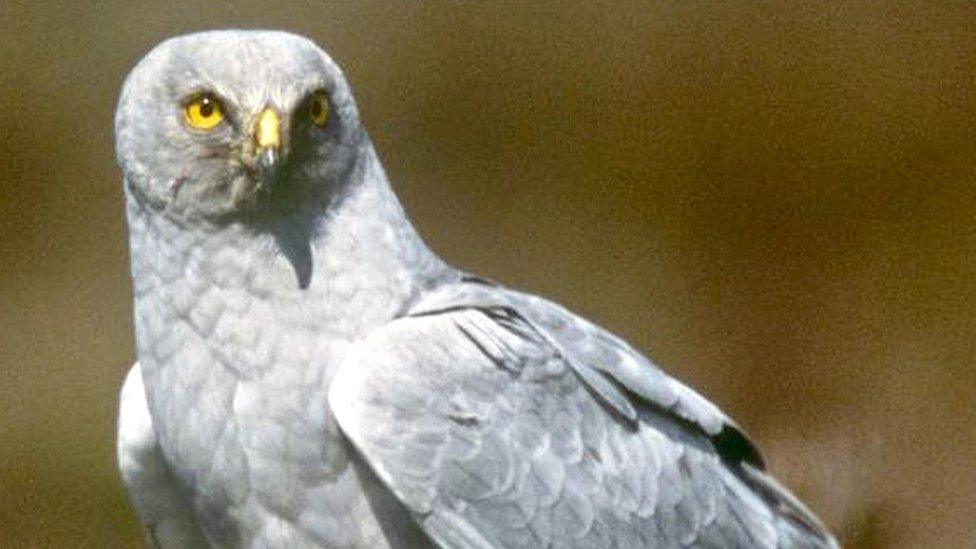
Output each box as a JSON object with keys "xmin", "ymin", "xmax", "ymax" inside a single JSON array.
[
  {"xmin": 118, "ymin": 364, "xmax": 210, "ymax": 548},
  {"xmin": 330, "ymin": 282, "xmax": 837, "ymax": 548},
  {"xmin": 417, "ymin": 281, "xmax": 735, "ymax": 437}
]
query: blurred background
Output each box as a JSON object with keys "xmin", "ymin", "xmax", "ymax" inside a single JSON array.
[{"xmin": 1, "ymin": 1, "xmax": 973, "ymax": 547}]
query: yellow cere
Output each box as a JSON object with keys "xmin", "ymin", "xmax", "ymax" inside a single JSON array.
[
  {"xmin": 256, "ymin": 109, "xmax": 281, "ymax": 149},
  {"xmin": 185, "ymin": 94, "xmax": 224, "ymax": 130},
  {"xmin": 310, "ymin": 90, "xmax": 330, "ymax": 126}
]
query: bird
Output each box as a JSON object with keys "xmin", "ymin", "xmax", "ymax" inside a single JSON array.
[{"xmin": 115, "ymin": 30, "xmax": 838, "ymax": 548}]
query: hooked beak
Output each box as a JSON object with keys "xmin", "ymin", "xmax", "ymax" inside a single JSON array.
[
  {"xmin": 256, "ymin": 147, "xmax": 277, "ymax": 177},
  {"xmin": 253, "ymin": 108, "xmax": 281, "ymax": 186}
]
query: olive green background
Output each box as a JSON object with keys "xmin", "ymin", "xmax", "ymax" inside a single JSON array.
[{"xmin": 1, "ymin": 2, "xmax": 973, "ymax": 547}]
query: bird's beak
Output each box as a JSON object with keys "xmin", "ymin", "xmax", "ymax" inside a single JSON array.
[{"xmin": 254, "ymin": 108, "xmax": 281, "ymax": 186}]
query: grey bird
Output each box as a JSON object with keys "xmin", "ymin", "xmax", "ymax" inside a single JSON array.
[{"xmin": 115, "ymin": 30, "xmax": 839, "ymax": 548}]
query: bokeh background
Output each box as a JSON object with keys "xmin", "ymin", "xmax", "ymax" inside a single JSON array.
[{"xmin": 1, "ymin": 1, "xmax": 974, "ymax": 547}]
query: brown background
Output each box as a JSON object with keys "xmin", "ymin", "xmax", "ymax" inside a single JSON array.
[{"xmin": 1, "ymin": 1, "xmax": 974, "ymax": 547}]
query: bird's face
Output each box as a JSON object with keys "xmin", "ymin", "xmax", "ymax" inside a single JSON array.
[{"xmin": 115, "ymin": 31, "xmax": 364, "ymax": 221}]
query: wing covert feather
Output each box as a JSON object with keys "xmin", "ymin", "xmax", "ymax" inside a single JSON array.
[
  {"xmin": 118, "ymin": 364, "xmax": 210, "ymax": 548},
  {"xmin": 330, "ymin": 284, "xmax": 837, "ymax": 548}
]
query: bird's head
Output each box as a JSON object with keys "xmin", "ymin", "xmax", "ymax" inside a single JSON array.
[{"xmin": 115, "ymin": 30, "xmax": 365, "ymax": 222}]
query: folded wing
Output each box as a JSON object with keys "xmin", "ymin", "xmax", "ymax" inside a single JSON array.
[
  {"xmin": 329, "ymin": 282, "xmax": 837, "ymax": 548},
  {"xmin": 117, "ymin": 364, "xmax": 210, "ymax": 548}
]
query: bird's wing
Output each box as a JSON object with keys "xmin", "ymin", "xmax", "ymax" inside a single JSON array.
[
  {"xmin": 329, "ymin": 281, "xmax": 837, "ymax": 548},
  {"xmin": 117, "ymin": 363, "xmax": 210, "ymax": 548}
]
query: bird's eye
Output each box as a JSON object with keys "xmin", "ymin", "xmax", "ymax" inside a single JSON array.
[
  {"xmin": 185, "ymin": 94, "xmax": 225, "ymax": 130},
  {"xmin": 309, "ymin": 90, "xmax": 330, "ymax": 127}
]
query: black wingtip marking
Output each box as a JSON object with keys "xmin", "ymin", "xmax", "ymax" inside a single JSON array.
[
  {"xmin": 713, "ymin": 424, "xmax": 766, "ymax": 471},
  {"xmin": 717, "ymin": 429, "xmax": 835, "ymax": 544}
]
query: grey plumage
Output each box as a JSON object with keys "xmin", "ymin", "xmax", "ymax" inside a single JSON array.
[{"xmin": 115, "ymin": 30, "xmax": 838, "ymax": 548}]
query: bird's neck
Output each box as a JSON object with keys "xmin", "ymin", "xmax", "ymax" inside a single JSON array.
[{"xmin": 126, "ymin": 144, "xmax": 448, "ymax": 381}]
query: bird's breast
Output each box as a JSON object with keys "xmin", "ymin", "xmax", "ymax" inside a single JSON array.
[
  {"xmin": 126, "ymin": 194, "xmax": 434, "ymax": 545},
  {"xmin": 142, "ymin": 322, "xmax": 398, "ymax": 546}
]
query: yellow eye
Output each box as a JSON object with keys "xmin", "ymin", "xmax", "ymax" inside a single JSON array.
[
  {"xmin": 185, "ymin": 94, "xmax": 224, "ymax": 130},
  {"xmin": 309, "ymin": 90, "xmax": 330, "ymax": 127}
]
